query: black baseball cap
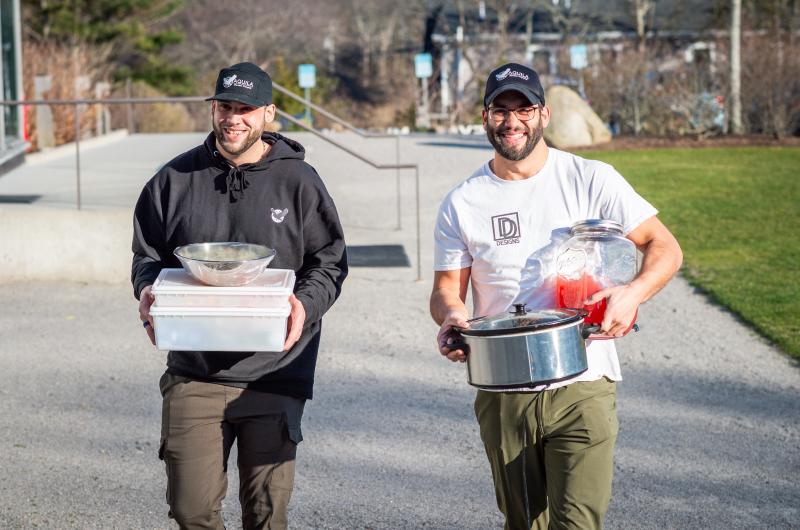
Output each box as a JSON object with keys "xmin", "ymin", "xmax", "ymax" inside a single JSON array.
[
  {"xmin": 484, "ymin": 63, "xmax": 545, "ymax": 108},
  {"xmin": 206, "ymin": 62, "xmax": 272, "ymax": 107}
]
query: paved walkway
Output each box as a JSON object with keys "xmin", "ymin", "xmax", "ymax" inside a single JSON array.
[{"xmin": 0, "ymin": 132, "xmax": 797, "ymax": 528}]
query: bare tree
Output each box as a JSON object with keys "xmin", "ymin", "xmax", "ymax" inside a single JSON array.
[
  {"xmin": 171, "ymin": 0, "xmax": 342, "ymax": 73},
  {"xmin": 742, "ymin": 0, "xmax": 800, "ymax": 137},
  {"xmin": 628, "ymin": 0, "xmax": 656, "ymax": 135},
  {"xmin": 344, "ymin": 0, "xmax": 426, "ymax": 85}
]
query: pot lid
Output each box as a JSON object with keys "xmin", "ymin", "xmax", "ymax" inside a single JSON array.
[{"xmin": 458, "ymin": 304, "xmax": 585, "ymax": 337}]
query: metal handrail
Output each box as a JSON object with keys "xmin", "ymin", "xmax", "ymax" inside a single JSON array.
[
  {"xmin": 278, "ymin": 110, "xmax": 422, "ymax": 281},
  {"xmin": 0, "ymin": 96, "xmax": 423, "ymax": 281},
  {"xmin": 273, "ymin": 82, "xmax": 398, "ymax": 138},
  {"xmin": 272, "ymin": 82, "xmax": 404, "ymax": 230}
]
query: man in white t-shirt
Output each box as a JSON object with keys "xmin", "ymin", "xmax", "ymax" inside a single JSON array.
[{"xmin": 430, "ymin": 63, "xmax": 683, "ymax": 529}]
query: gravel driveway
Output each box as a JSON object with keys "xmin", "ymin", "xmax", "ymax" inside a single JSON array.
[{"xmin": 0, "ymin": 133, "xmax": 797, "ymax": 528}]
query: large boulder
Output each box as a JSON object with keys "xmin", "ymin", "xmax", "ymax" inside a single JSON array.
[{"xmin": 544, "ymin": 85, "xmax": 611, "ymax": 149}]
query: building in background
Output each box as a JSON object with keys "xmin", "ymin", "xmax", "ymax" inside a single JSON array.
[
  {"xmin": 1, "ymin": 0, "xmax": 25, "ymax": 174},
  {"xmin": 426, "ymin": 0, "xmax": 727, "ymax": 133}
]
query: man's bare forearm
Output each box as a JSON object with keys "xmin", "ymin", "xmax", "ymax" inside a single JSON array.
[
  {"xmin": 630, "ymin": 234, "xmax": 683, "ymax": 304},
  {"xmin": 430, "ymin": 288, "xmax": 469, "ymax": 326},
  {"xmin": 430, "ymin": 269, "xmax": 471, "ymax": 325}
]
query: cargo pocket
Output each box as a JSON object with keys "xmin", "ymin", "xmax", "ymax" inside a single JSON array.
[
  {"xmin": 240, "ymin": 413, "xmax": 287, "ymax": 454},
  {"xmin": 158, "ymin": 437, "xmax": 174, "ymax": 507},
  {"xmin": 287, "ymin": 424, "xmax": 303, "ymax": 445}
]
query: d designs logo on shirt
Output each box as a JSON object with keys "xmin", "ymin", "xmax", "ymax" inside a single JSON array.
[
  {"xmin": 492, "ymin": 212, "xmax": 521, "ymax": 246},
  {"xmin": 271, "ymin": 208, "xmax": 289, "ymax": 223}
]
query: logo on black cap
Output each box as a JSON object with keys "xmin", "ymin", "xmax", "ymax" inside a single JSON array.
[
  {"xmin": 495, "ymin": 68, "xmax": 529, "ymax": 82},
  {"xmin": 207, "ymin": 62, "xmax": 272, "ymax": 107},
  {"xmin": 484, "ymin": 62, "xmax": 544, "ymax": 108},
  {"xmin": 222, "ymin": 74, "xmax": 254, "ymax": 90}
]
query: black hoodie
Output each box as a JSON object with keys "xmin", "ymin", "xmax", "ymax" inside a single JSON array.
[{"xmin": 131, "ymin": 131, "xmax": 348, "ymax": 399}]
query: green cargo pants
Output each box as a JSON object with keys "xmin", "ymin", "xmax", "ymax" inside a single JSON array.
[
  {"xmin": 474, "ymin": 378, "xmax": 618, "ymax": 530},
  {"xmin": 159, "ymin": 373, "xmax": 305, "ymax": 530}
]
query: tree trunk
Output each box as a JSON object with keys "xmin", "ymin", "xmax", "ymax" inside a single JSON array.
[
  {"xmin": 730, "ymin": 0, "xmax": 743, "ymax": 134},
  {"xmin": 773, "ymin": 6, "xmax": 786, "ymax": 138},
  {"xmin": 631, "ymin": 0, "xmax": 653, "ymax": 135}
]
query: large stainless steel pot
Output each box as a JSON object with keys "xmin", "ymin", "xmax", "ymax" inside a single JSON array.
[{"xmin": 454, "ymin": 304, "xmax": 600, "ymax": 389}]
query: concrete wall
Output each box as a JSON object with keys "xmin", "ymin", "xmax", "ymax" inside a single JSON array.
[{"xmin": 0, "ymin": 206, "xmax": 132, "ymax": 284}]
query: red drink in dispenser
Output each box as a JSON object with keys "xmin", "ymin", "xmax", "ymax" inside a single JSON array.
[
  {"xmin": 555, "ymin": 273, "xmax": 606, "ymax": 325},
  {"xmin": 555, "ymin": 220, "xmax": 639, "ymax": 338}
]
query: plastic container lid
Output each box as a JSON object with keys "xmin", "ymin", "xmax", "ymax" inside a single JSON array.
[
  {"xmin": 149, "ymin": 305, "xmax": 290, "ymax": 317},
  {"xmin": 151, "ymin": 268, "xmax": 295, "ymax": 295}
]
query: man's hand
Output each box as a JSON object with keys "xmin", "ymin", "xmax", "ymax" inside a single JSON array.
[
  {"xmin": 585, "ymin": 284, "xmax": 642, "ymax": 337},
  {"xmin": 437, "ymin": 311, "xmax": 470, "ymax": 363},
  {"xmin": 283, "ymin": 294, "xmax": 306, "ymax": 351},
  {"xmin": 138, "ymin": 285, "xmax": 156, "ymax": 346}
]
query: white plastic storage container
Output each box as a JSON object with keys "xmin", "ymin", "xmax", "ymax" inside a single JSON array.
[
  {"xmin": 151, "ymin": 268, "xmax": 295, "ymax": 308},
  {"xmin": 149, "ymin": 305, "xmax": 290, "ymax": 352}
]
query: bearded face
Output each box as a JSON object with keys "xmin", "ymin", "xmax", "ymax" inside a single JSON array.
[
  {"xmin": 212, "ymin": 101, "xmax": 266, "ymax": 157},
  {"xmin": 485, "ymin": 112, "xmax": 543, "ymax": 162}
]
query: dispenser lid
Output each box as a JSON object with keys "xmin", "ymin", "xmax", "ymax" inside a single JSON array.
[{"xmin": 570, "ymin": 219, "xmax": 623, "ymax": 234}]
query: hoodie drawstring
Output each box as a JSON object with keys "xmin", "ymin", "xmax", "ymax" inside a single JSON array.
[{"xmin": 226, "ymin": 166, "xmax": 250, "ymax": 202}]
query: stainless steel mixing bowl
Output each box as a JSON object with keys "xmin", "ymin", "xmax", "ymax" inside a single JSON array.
[{"xmin": 173, "ymin": 242, "xmax": 277, "ymax": 286}]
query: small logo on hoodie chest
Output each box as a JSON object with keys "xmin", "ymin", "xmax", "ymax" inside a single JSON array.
[{"xmin": 271, "ymin": 208, "xmax": 289, "ymax": 223}]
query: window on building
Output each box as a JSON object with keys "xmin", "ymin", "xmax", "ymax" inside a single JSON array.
[{"xmin": 1, "ymin": 0, "xmax": 20, "ymax": 139}]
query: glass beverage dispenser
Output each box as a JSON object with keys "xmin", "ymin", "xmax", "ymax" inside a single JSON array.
[{"xmin": 555, "ymin": 219, "xmax": 638, "ymax": 335}]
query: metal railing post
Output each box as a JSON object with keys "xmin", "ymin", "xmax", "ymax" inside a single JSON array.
[
  {"xmin": 125, "ymin": 78, "xmax": 134, "ymax": 133},
  {"xmin": 74, "ymin": 102, "xmax": 82, "ymax": 210},
  {"xmin": 396, "ymin": 134, "xmax": 401, "ymax": 230},
  {"xmin": 415, "ymin": 166, "xmax": 422, "ymax": 282}
]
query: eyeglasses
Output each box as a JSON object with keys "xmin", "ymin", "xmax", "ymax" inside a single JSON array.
[{"xmin": 487, "ymin": 106, "xmax": 541, "ymax": 122}]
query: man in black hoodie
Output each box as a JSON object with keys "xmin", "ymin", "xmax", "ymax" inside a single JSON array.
[{"xmin": 132, "ymin": 62, "xmax": 347, "ymax": 529}]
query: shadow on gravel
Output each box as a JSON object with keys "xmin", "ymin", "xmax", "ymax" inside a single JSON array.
[
  {"xmin": 620, "ymin": 365, "xmax": 800, "ymax": 421},
  {"xmin": 608, "ymin": 465, "xmax": 798, "ymax": 529},
  {"xmin": 310, "ymin": 371, "xmax": 476, "ymax": 437},
  {"xmin": 609, "ymin": 364, "xmax": 799, "ymax": 528}
]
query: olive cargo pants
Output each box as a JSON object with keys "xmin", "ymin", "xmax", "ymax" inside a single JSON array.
[
  {"xmin": 159, "ymin": 373, "xmax": 305, "ymax": 530},
  {"xmin": 475, "ymin": 378, "xmax": 618, "ymax": 530}
]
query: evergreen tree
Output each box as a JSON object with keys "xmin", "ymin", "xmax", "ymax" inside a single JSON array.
[{"xmin": 22, "ymin": 0, "xmax": 192, "ymax": 95}]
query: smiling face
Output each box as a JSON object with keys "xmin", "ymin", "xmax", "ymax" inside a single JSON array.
[
  {"xmin": 483, "ymin": 91, "xmax": 549, "ymax": 162},
  {"xmin": 211, "ymin": 100, "xmax": 275, "ymax": 160}
]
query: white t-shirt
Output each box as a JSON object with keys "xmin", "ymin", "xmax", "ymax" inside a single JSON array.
[{"xmin": 434, "ymin": 147, "xmax": 658, "ymax": 391}]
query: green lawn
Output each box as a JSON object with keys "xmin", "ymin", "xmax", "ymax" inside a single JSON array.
[{"xmin": 578, "ymin": 146, "xmax": 800, "ymax": 359}]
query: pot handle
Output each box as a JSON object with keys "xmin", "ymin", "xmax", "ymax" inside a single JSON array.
[
  {"xmin": 582, "ymin": 324, "xmax": 602, "ymax": 340},
  {"xmin": 582, "ymin": 323, "xmax": 641, "ymax": 340},
  {"xmin": 446, "ymin": 327, "xmax": 470, "ymax": 354}
]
